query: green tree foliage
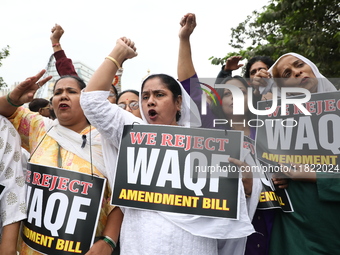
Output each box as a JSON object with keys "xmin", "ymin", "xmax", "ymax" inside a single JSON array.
[
  {"xmin": 210, "ymin": 0, "xmax": 340, "ymax": 79},
  {"xmin": 0, "ymin": 45, "xmax": 10, "ymax": 88}
]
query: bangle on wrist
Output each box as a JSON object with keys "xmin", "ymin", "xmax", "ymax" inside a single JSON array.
[
  {"xmin": 52, "ymin": 43, "xmax": 60, "ymax": 47},
  {"xmin": 6, "ymin": 92, "xmax": 23, "ymax": 107},
  {"xmin": 98, "ymin": 235, "xmax": 116, "ymax": 251},
  {"xmin": 105, "ymin": 56, "xmax": 123, "ymax": 71}
]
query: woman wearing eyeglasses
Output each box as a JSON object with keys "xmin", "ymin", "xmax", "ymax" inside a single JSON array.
[{"xmin": 116, "ymin": 90, "xmax": 142, "ymax": 118}]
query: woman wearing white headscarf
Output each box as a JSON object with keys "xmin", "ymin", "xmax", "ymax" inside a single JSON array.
[
  {"xmin": 259, "ymin": 53, "xmax": 340, "ymax": 254},
  {"xmin": 80, "ymin": 38, "xmax": 256, "ymax": 255},
  {"xmin": 260, "ymin": 52, "xmax": 336, "ymax": 96}
]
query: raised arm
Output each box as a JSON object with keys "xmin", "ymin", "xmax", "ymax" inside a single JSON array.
[
  {"xmin": 0, "ymin": 70, "xmax": 52, "ymax": 117},
  {"xmin": 177, "ymin": 13, "xmax": 196, "ymax": 82},
  {"xmin": 81, "ymin": 40, "xmax": 137, "ymax": 254},
  {"xmin": 216, "ymin": 56, "xmax": 243, "ymax": 84},
  {"xmin": 85, "ymin": 37, "xmax": 137, "ymax": 92},
  {"xmin": 177, "ymin": 13, "xmax": 215, "ymax": 129},
  {"xmin": 80, "ymin": 38, "xmax": 139, "ymax": 148},
  {"xmin": 50, "ymin": 24, "xmax": 78, "ymax": 76}
]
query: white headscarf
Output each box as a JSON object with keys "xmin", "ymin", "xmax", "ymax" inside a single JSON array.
[
  {"xmin": 43, "ymin": 118, "xmax": 108, "ymax": 183},
  {"xmin": 261, "ymin": 52, "xmax": 336, "ymax": 95},
  {"xmin": 139, "ymin": 74, "xmax": 201, "ymax": 128}
]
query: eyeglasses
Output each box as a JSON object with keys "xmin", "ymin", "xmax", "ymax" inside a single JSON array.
[
  {"xmin": 109, "ymin": 93, "xmax": 116, "ymax": 98},
  {"xmin": 118, "ymin": 101, "xmax": 139, "ymax": 110}
]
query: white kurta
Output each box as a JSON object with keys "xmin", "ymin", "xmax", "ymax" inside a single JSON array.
[
  {"xmin": 81, "ymin": 90, "xmax": 258, "ymax": 255},
  {"xmin": 0, "ymin": 115, "xmax": 26, "ymax": 235}
]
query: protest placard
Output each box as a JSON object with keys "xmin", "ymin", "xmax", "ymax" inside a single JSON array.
[
  {"xmin": 256, "ymin": 91, "xmax": 340, "ymax": 173},
  {"xmin": 244, "ymin": 136, "xmax": 293, "ymax": 212},
  {"xmin": 112, "ymin": 125, "xmax": 243, "ymax": 219},
  {"xmin": 22, "ymin": 163, "xmax": 105, "ymax": 254}
]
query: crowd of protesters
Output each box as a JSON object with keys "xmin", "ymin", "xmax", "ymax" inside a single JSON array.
[{"xmin": 0, "ymin": 12, "xmax": 339, "ymax": 255}]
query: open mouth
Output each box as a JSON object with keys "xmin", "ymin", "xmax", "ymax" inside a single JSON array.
[
  {"xmin": 300, "ymin": 77, "xmax": 309, "ymax": 84},
  {"xmin": 59, "ymin": 103, "xmax": 69, "ymax": 109},
  {"xmin": 148, "ymin": 109, "xmax": 157, "ymax": 119}
]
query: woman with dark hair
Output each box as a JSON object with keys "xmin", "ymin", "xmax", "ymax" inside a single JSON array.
[
  {"xmin": 80, "ymin": 36, "xmax": 256, "ymax": 255},
  {"xmin": 268, "ymin": 52, "xmax": 336, "ymax": 94},
  {"xmin": 116, "ymin": 89, "xmax": 141, "ymax": 118},
  {"xmin": 28, "ymin": 98, "xmax": 49, "ymax": 111},
  {"xmin": 116, "ymin": 89, "xmax": 139, "ymax": 101},
  {"xmin": 140, "ymin": 74, "xmax": 183, "ymax": 124},
  {"xmin": 28, "ymin": 98, "xmax": 51, "ymax": 118},
  {"xmin": 177, "ymin": 13, "xmax": 290, "ymax": 255},
  {"xmin": 265, "ymin": 53, "xmax": 340, "ymax": 255},
  {"xmin": 244, "ymin": 56, "xmax": 274, "ymax": 79},
  {"xmin": 0, "ymin": 72, "xmax": 119, "ymax": 255},
  {"xmin": 178, "ymin": 13, "xmax": 260, "ymax": 138}
]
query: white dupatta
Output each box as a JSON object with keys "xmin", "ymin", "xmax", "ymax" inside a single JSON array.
[
  {"xmin": 81, "ymin": 74, "xmax": 256, "ymax": 240},
  {"xmin": 43, "ymin": 118, "xmax": 111, "ymax": 185},
  {"xmin": 138, "ymin": 74, "xmax": 255, "ymax": 240},
  {"xmin": 261, "ymin": 52, "xmax": 337, "ymax": 95}
]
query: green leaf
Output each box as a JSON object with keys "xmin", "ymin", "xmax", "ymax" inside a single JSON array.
[{"xmin": 209, "ymin": 0, "xmax": 340, "ymax": 79}]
